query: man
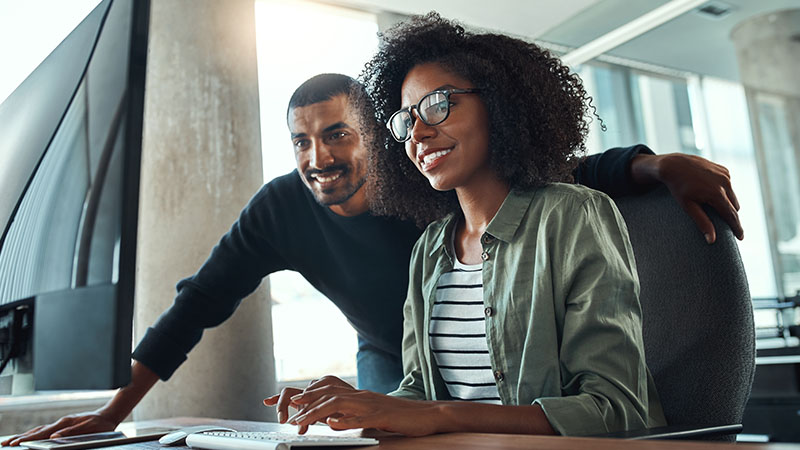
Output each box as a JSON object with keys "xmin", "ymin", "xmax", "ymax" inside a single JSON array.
[{"xmin": 3, "ymin": 74, "xmax": 742, "ymax": 445}]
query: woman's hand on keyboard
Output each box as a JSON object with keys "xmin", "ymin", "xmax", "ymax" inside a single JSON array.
[
  {"xmin": 263, "ymin": 375, "xmax": 356, "ymax": 432},
  {"xmin": 282, "ymin": 385, "xmax": 441, "ymax": 437}
]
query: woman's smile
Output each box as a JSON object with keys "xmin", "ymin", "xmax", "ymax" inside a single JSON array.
[{"xmin": 418, "ymin": 146, "xmax": 454, "ymax": 172}]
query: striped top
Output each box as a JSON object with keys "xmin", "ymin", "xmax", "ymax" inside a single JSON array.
[{"xmin": 429, "ymin": 258, "xmax": 501, "ymax": 404}]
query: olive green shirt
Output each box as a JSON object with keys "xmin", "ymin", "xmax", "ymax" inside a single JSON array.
[{"xmin": 388, "ymin": 183, "xmax": 666, "ymax": 436}]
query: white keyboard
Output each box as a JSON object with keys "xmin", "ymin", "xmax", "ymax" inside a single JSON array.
[{"xmin": 185, "ymin": 431, "xmax": 379, "ymax": 450}]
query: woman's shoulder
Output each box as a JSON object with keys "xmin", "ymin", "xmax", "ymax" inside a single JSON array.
[
  {"xmin": 535, "ymin": 182, "xmax": 613, "ymax": 206},
  {"xmin": 527, "ymin": 183, "xmax": 622, "ymax": 226}
]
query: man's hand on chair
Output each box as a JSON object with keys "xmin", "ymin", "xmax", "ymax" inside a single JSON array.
[{"xmin": 630, "ymin": 153, "xmax": 744, "ymax": 244}]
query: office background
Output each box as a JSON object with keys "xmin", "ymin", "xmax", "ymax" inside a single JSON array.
[{"xmin": 0, "ymin": 0, "xmax": 798, "ymax": 439}]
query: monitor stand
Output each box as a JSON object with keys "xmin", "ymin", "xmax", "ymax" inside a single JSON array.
[{"xmin": 0, "ymin": 361, "xmax": 34, "ymax": 395}]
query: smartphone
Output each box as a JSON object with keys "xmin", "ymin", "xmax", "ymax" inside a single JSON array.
[{"xmin": 21, "ymin": 427, "xmax": 175, "ymax": 450}]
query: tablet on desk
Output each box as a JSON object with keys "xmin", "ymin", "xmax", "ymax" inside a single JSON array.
[{"xmin": 21, "ymin": 427, "xmax": 175, "ymax": 450}]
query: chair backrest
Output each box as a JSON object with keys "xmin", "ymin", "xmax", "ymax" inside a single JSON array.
[{"xmin": 614, "ymin": 186, "xmax": 755, "ymax": 440}]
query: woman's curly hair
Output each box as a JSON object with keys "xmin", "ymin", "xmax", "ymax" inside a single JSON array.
[{"xmin": 357, "ymin": 12, "xmax": 594, "ymax": 227}]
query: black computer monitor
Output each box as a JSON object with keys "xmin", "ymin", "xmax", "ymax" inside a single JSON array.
[{"xmin": 0, "ymin": 0, "xmax": 149, "ymax": 394}]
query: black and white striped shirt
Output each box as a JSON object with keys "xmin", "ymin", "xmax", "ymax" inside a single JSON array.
[{"xmin": 429, "ymin": 258, "xmax": 501, "ymax": 404}]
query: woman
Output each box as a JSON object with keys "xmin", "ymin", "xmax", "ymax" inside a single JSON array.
[{"xmin": 264, "ymin": 13, "xmax": 666, "ymax": 437}]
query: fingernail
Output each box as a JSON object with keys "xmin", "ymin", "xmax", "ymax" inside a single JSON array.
[
  {"xmin": 278, "ymin": 412, "xmax": 285, "ymax": 423},
  {"xmin": 290, "ymin": 394, "xmax": 302, "ymax": 401},
  {"xmin": 704, "ymin": 233, "xmax": 713, "ymax": 244}
]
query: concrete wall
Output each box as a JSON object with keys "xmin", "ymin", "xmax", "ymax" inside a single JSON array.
[{"xmin": 731, "ymin": 9, "xmax": 800, "ymax": 97}]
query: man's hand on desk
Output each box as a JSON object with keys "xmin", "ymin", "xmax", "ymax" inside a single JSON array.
[
  {"xmin": 0, "ymin": 411, "xmax": 117, "ymax": 447},
  {"xmin": 2, "ymin": 362, "xmax": 159, "ymax": 447}
]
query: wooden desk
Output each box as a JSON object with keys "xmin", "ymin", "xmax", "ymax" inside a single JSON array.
[{"xmin": 117, "ymin": 417, "xmax": 800, "ymax": 450}]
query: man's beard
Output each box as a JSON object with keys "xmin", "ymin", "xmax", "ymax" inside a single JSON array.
[{"xmin": 304, "ymin": 165, "xmax": 366, "ymax": 206}]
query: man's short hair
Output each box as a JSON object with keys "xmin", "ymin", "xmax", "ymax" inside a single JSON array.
[{"xmin": 286, "ymin": 73, "xmax": 361, "ymax": 122}]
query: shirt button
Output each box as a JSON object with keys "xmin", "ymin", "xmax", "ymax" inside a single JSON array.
[
  {"xmin": 494, "ymin": 370, "xmax": 505, "ymax": 382},
  {"xmin": 482, "ymin": 233, "xmax": 494, "ymax": 245},
  {"xmin": 484, "ymin": 306, "xmax": 494, "ymax": 317},
  {"xmin": 481, "ymin": 251, "xmax": 490, "ymax": 261}
]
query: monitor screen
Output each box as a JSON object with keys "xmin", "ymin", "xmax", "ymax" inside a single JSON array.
[{"xmin": 0, "ymin": 0, "xmax": 149, "ymax": 394}]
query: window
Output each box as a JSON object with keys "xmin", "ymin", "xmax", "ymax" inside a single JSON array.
[
  {"xmin": 751, "ymin": 93, "xmax": 800, "ymax": 296},
  {"xmin": 579, "ymin": 62, "xmax": 777, "ymax": 301},
  {"xmin": 579, "ymin": 64, "xmax": 699, "ymax": 156},
  {"xmin": 579, "ymin": 64, "xmax": 644, "ymax": 153},
  {"xmin": 699, "ymin": 78, "xmax": 777, "ymax": 299},
  {"xmin": 254, "ymin": 0, "xmax": 379, "ymax": 382}
]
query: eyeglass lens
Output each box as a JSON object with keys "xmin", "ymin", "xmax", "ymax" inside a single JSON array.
[
  {"xmin": 420, "ymin": 92, "xmax": 449, "ymax": 125},
  {"xmin": 390, "ymin": 111, "xmax": 413, "ymax": 142},
  {"xmin": 390, "ymin": 91, "xmax": 450, "ymax": 142}
]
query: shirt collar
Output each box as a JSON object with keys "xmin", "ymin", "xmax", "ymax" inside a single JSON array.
[
  {"xmin": 485, "ymin": 188, "xmax": 538, "ymax": 243},
  {"xmin": 427, "ymin": 188, "xmax": 538, "ymax": 257},
  {"xmin": 428, "ymin": 212, "xmax": 457, "ymax": 258}
]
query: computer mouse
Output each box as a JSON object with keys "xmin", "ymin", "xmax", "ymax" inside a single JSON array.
[{"xmin": 158, "ymin": 425, "xmax": 236, "ymax": 446}]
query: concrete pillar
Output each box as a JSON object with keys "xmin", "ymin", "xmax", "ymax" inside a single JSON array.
[
  {"xmin": 730, "ymin": 9, "xmax": 800, "ymax": 97},
  {"xmin": 134, "ymin": 0, "xmax": 276, "ymax": 422},
  {"xmin": 730, "ymin": 9, "xmax": 800, "ymax": 297}
]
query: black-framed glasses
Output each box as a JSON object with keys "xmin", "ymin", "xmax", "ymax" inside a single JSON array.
[{"xmin": 386, "ymin": 88, "xmax": 481, "ymax": 142}]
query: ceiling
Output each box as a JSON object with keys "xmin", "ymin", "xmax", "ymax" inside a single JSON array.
[
  {"xmin": 320, "ymin": 0, "xmax": 800, "ymax": 82},
  {"xmin": 320, "ymin": 0, "xmax": 600, "ymax": 39}
]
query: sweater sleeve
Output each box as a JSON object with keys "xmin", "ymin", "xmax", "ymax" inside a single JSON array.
[
  {"xmin": 132, "ymin": 183, "xmax": 289, "ymax": 380},
  {"xmin": 574, "ymin": 145, "xmax": 655, "ymax": 197}
]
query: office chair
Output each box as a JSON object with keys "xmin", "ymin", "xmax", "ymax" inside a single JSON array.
[{"xmin": 605, "ymin": 186, "xmax": 756, "ymax": 441}]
